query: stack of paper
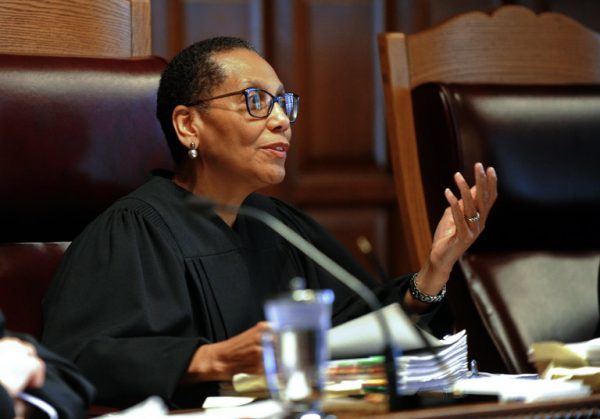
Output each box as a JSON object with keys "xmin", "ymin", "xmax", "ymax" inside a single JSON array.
[
  {"xmin": 529, "ymin": 337, "xmax": 600, "ymax": 391},
  {"xmin": 564, "ymin": 337, "xmax": 600, "ymax": 366},
  {"xmin": 232, "ymin": 303, "xmax": 469, "ymax": 398},
  {"xmin": 397, "ymin": 330, "xmax": 468, "ymax": 393},
  {"xmin": 327, "ymin": 304, "xmax": 469, "ymax": 394}
]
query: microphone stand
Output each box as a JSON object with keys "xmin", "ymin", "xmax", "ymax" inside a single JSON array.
[
  {"xmin": 356, "ymin": 237, "xmax": 457, "ymax": 403},
  {"xmin": 190, "ymin": 197, "xmax": 412, "ymax": 411}
]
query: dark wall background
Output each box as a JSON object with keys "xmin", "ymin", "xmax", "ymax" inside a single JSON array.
[{"xmin": 149, "ymin": 0, "xmax": 600, "ymax": 277}]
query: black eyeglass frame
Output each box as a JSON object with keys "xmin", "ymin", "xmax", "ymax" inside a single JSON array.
[{"xmin": 185, "ymin": 87, "xmax": 300, "ymax": 122}]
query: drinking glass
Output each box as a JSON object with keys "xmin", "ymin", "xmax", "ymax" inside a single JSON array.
[{"xmin": 263, "ymin": 288, "xmax": 334, "ymax": 418}]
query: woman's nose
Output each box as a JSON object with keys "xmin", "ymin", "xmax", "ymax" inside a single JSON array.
[{"xmin": 267, "ymin": 102, "xmax": 291, "ymax": 130}]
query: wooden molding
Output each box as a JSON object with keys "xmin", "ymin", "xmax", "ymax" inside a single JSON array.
[{"xmin": 0, "ymin": 0, "xmax": 151, "ymax": 57}]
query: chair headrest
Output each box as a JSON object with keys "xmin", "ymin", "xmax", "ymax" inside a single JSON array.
[
  {"xmin": 412, "ymin": 83, "xmax": 600, "ymax": 251},
  {"xmin": 0, "ymin": 54, "xmax": 174, "ymax": 242}
]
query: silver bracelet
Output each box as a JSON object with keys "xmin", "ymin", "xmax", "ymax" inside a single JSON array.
[{"xmin": 409, "ymin": 273, "xmax": 446, "ymax": 304}]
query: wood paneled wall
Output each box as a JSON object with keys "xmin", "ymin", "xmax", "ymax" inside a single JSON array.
[{"xmin": 150, "ymin": 0, "xmax": 600, "ymax": 276}]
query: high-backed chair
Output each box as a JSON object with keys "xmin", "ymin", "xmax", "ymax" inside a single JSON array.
[
  {"xmin": 0, "ymin": 54, "xmax": 173, "ymax": 339},
  {"xmin": 379, "ymin": 5, "xmax": 600, "ymax": 373}
]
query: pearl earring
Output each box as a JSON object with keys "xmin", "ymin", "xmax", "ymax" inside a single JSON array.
[{"xmin": 188, "ymin": 142, "xmax": 198, "ymax": 159}]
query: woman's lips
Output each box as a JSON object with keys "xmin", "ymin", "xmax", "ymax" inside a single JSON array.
[{"xmin": 261, "ymin": 142, "xmax": 289, "ymax": 158}]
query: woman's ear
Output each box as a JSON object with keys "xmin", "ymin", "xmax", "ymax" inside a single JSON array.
[{"xmin": 172, "ymin": 105, "xmax": 202, "ymax": 149}]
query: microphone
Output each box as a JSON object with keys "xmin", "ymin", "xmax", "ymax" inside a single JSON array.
[{"xmin": 188, "ymin": 195, "xmax": 412, "ymax": 411}]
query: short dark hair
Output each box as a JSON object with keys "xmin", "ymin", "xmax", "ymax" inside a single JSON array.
[{"xmin": 156, "ymin": 36, "xmax": 257, "ymax": 165}]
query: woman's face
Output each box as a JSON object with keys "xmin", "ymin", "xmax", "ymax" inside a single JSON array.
[{"xmin": 193, "ymin": 48, "xmax": 292, "ymax": 197}]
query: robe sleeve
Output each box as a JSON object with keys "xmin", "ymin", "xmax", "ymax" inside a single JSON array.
[
  {"xmin": 41, "ymin": 201, "xmax": 211, "ymax": 408},
  {"xmin": 0, "ymin": 385, "xmax": 14, "ymax": 419}
]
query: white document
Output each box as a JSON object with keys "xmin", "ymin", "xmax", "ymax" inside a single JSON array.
[
  {"xmin": 327, "ymin": 303, "xmax": 451, "ymax": 359},
  {"xmin": 453, "ymin": 375, "xmax": 591, "ymax": 402},
  {"xmin": 565, "ymin": 337, "xmax": 600, "ymax": 365}
]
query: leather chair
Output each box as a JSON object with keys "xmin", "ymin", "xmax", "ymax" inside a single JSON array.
[
  {"xmin": 0, "ymin": 53, "xmax": 173, "ymax": 339},
  {"xmin": 379, "ymin": 6, "xmax": 600, "ymax": 373},
  {"xmin": 413, "ymin": 82, "xmax": 600, "ymax": 373}
]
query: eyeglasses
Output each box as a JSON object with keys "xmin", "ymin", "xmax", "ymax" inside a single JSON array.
[{"xmin": 185, "ymin": 87, "xmax": 300, "ymax": 123}]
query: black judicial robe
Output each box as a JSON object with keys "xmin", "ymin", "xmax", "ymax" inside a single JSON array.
[{"xmin": 41, "ymin": 174, "xmax": 441, "ymax": 409}]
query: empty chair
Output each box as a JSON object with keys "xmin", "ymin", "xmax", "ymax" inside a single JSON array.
[
  {"xmin": 0, "ymin": 53, "xmax": 172, "ymax": 338},
  {"xmin": 378, "ymin": 5, "xmax": 600, "ymax": 373}
]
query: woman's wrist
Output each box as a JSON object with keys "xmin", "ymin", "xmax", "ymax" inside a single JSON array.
[
  {"xmin": 184, "ymin": 343, "xmax": 226, "ymax": 383},
  {"xmin": 416, "ymin": 259, "xmax": 451, "ymax": 294},
  {"xmin": 403, "ymin": 261, "xmax": 451, "ymax": 311},
  {"xmin": 409, "ymin": 273, "xmax": 446, "ymax": 304}
]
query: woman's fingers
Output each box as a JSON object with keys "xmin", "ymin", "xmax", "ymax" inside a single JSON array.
[
  {"xmin": 473, "ymin": 164, "xmax": 498, "ymax": 224},
  {"xmin": 474, "ymin": 162, "xmax": 487, "ymax": 217},
  {"xmin": 454, "ymin": 170, "xmax": 478, "ymax": 224},
  {"xmin": 444, "ymin": 187, "xmax": 469, "ymax": 238},
  {"xmin": 456, "ymin": 163, "xmax": 498, "ymax": 228},
  {"xmin": 485, "ymin": 166, "xmax": 498, "ymax": 215}
]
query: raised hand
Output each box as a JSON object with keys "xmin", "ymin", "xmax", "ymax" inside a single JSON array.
[
  {"xmin": 406, "ymin": 162, "xmax": 497, "ymax": 309},
  {"xmin": 430, "ymin": 162, "xmax": 497, "ymax": 270}
]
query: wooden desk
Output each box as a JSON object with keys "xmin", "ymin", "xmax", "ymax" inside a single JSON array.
[
  {"xmin": 169, "ymin": 394, "xmax": 600, "ymax": 418},
  {"xmin": 329, "ymin": 394, "xmax": 600, "ymax": 418}
]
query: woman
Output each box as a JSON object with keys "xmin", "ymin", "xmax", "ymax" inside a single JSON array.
[{"xmin": 41, "ymin": 36, "xmax": 497, "ymax": 409}]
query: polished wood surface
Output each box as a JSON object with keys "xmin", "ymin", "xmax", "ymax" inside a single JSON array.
[
  {"xmin": 378, "ymin": 5, "xmax": 600, "ymax": 271},
  {"xmin": 330, "ymin": 394, "xmax": 600, "ymax": 418},
  {"xmin": 408, "ymin": 7, "xmax": 600, "ymax": 85},
  {"xmin": 169, "ymin": 394, "xmax": 600, "ymax": 418},
  {"xmin": 0, "ymin": 0, "xmax": 151, "ymax": 57}
]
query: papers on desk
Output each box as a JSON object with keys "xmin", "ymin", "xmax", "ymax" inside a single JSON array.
[
  {"xmin": 173, "ymin": 400, "xmax": 284, "ymax": 418},
  {"xmin": 530, "ymin": 337, "xmax": 600, "ymax": 391},
  {"xmin": 95, "ymin": 396, "xmax": 168, "ymax": 418},
  {"xmin": 326, "ymin": 303, "xmax": 469, "ymax": 395},
  {"xmin": 231, "ymin": 329, "xmax": 468, "ymax": 398},
  {"xmin": 453, "ymin": 375, "xmax": 591, "ymax": 402},
  {"xmin": 328, "ymin": 303, "xmax": 445, "ymax": 359},
  {"xmin": 232, "ymin": 303, "xmax": 469, "ymax": 397},
  {"xmin": 327, "ymin": 329, "xmax": 469, "ymax": 395},
  {"xmin": 95, "ymin": 395, "xmax": 284, "ymax": 419},
  {"xmin": 398, "ymin": 329, "xmax": 469, "ymax": 393},
  {"xmin": 562, "ymin": 337, "xmax": 600, "ymax": 366}
]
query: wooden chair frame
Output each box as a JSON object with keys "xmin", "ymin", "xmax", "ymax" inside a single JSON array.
[{"xmin": 378, "ymin": 5, "xmax": 600, "ymax": 271}]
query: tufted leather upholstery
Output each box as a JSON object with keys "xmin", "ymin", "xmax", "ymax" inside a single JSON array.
[
  {"xmin": 412, "ymin": 83, "xmax": 600, "ymax": 373},
  {"xmin": 0, "ymin": 54, "xmax": 173, "ymax": 338}
]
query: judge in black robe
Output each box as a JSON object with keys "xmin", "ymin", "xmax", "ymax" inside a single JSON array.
[
  {"xmin": 41, "ymin": 37, "xmax": 497, "ymax": 410},
  {"xmin": 42, "ymin": 174, "xmax": 436, "ymax": 408}
]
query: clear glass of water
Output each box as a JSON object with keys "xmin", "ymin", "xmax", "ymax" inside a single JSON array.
[{"xmin": 263, "ymin": 287, "xmax": 335, "ymax": 418}]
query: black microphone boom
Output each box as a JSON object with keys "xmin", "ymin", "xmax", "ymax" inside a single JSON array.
[{"xmin": 188, "ymin": 195, "xmax": 409, "ymax": 411}]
